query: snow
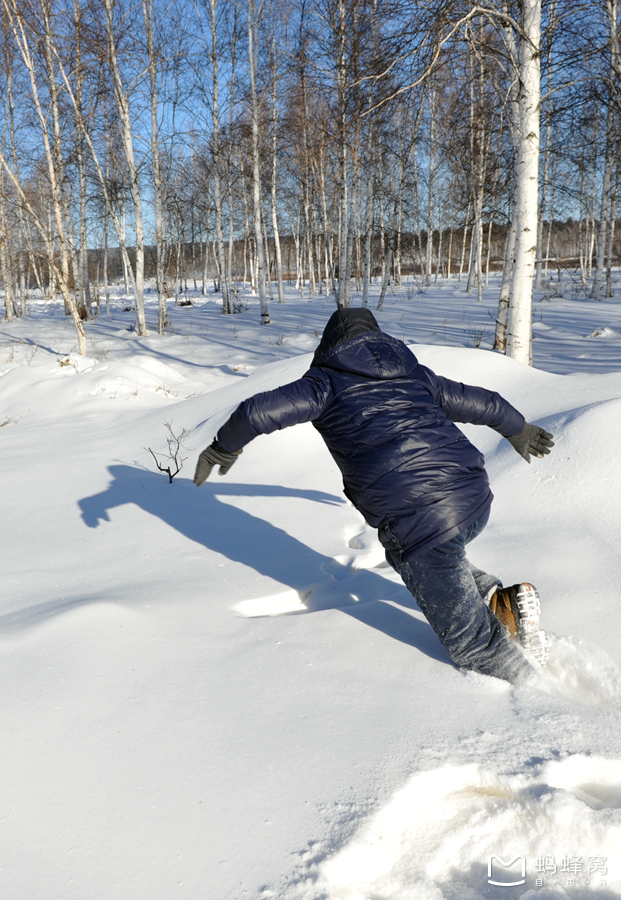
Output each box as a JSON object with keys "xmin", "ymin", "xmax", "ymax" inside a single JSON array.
[
  {"xmin": 2, "ymin": 277, "xmax": 621, "ymax": 899},
  {"xmin": 324, "ymin": 755, "xmax": 621, "ymax": 900}
]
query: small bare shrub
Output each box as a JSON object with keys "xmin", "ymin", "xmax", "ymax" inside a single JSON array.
[
  {"xmin": 466, "ymin": 324, "xmax": 490, "ymax": 348},
  {"xmin": 146, "ymin": 421, "xmax": 192, "ymax": 484}
]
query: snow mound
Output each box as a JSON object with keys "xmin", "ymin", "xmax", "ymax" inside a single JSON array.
[
  {"xmin": 125, "ymin": 355, "xmax": 186, "ymax": 382},
  {"xmin": 87, "ymin": 357, "xmax": 185, "ymax": 399},
  {"xmin": 587, "ymin": 327, "xmax": 618, "ymax": 339},
  {"xmin": 45, "ymin": 354, "xmax": 189, "ymax": 400},
  {"xmin": 521, "ymin": 396, "xmax": 621, "ymax": 530},
  {"xmin": 323, "ymin": 756, "xmax": 621, "ymax": 899},
  {"xmin": 56, "ymin": 352, "xmax": 97, "ymax": 373}
]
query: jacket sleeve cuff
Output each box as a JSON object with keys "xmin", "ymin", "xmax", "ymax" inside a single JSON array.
[{"xmin": 495, "ymin": 414, "xmax": 526, "ymax": 439}]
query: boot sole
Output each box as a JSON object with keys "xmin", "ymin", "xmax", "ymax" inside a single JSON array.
[{"xmin": 512, "ymin": 584, "xmax": 549, "ymax": 666}]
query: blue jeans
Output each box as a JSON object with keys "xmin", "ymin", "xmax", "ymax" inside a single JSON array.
[{"xmin": 390, "ymin": 510, "xmax": 533, "ymax": 683}]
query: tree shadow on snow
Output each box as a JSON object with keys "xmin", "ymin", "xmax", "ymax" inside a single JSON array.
[{"xmin": 75, "ymin": 464, "xmax": 449, "ymax": 666}]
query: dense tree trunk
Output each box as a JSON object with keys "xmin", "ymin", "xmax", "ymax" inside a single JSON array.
[{"xmin": 1, "ymin": 0, "xmax": 87, "ymax": 352}]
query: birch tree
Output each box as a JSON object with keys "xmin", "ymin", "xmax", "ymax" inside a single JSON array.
[
  {"xmin": 101, "ymin": 0, "xmax": 147, "ymax": 336},
  {"xmin": 206, "ymin": 0, "xmax": 231, "ymax": 314},
  {"xmin": 247, "ymin": 0, "xmax": 269, "ymax": 324},
  {"xmin": 267, "ymin": 7, "xmax": 285, "ymax": 304},
  {"xmin": 592, "ymin": 0, "xmax": 619, "ymax": 300},
  {"xmin": 143, "ymin": 0, "xmax": 168, "ymax": 331},
  {"xmin": 505, "ymin": 0, "xmax": 542, "ymax": 365}
]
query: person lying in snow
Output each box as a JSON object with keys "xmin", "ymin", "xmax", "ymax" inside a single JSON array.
[{"xmin": 194, "ymin": 308, "xmax": 554, "ymax": 684}]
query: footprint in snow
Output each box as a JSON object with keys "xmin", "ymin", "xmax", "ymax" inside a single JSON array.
[
  {"xmin": 232, "ymin": 524, "xmax": 402, "ymax": 617},
  {"xmin": 231, "ymin": 567, "xmax": 404, "ymax": 618}
]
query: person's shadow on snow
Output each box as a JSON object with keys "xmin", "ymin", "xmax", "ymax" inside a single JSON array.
[{"xmin": 77, "ymin": 464, "xmax": 448, "ymax": 664}]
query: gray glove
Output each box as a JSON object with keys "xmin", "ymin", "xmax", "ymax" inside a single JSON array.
[
  {"xmin": 194, "ymin": 440, "xmax": 242, "ymax": 485},
  {"xmin": 506, "ymin": 423, "xmax": 554, "ymax": 463}
]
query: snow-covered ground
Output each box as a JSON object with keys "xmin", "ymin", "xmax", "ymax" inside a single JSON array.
[{"xmin": 2, "ymin": 275, "xmax": 621, "ymax": 900}]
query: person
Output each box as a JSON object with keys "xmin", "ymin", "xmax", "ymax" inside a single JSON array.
[{"xmin": 194, "ymin": 308, "xmax": 554, "ymax": 684}]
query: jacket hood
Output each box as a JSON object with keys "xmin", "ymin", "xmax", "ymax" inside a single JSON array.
[
  {"xmin": 312, "ymin": 309, "xmax": 419, "ymax": 379},
  {"xmin": 312, "ymin": 309, "xmax": 381, "ymax": 366}
]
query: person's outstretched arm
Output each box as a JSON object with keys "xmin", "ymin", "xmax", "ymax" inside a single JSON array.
[
  {"xmin": 194, "ymin": 370, "xmax": 331, "ymax": 485},
  {"xmin": 427, "ymin": 369, "xmax": 554, "ymax": 463}
]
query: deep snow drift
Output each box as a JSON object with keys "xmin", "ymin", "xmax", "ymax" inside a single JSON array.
[{"xmin": 1, "ymin": 277, "xmax": 621, "ymax": 900}]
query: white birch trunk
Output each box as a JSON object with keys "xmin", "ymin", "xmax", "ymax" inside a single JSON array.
[
  {"xmin": 361, "ymin": 160, "xmax": 373, "ymax": 307},
  {"xmin": 120, "ymin": 203, "xmax": 130, "ymax": 296},
  {"xmin": 289, "ymin": 207, "xmax": 302, "ymax": 292},
  {"xmin": 227, "ymin": 12, "xmax": 238, "ymax": 302},
  {"xmin": 592, "ymin": 0, "xmax": 619, "ymax": 299},
  {"xmin": 102, "ymin": 0, "xmax": 147, "ymax": 336},
  {"xmin": 544, "ymin": 164, "xmax": 556, "ymax": 278},
  {"xmin": 376, "ymin": 246, "xmax": 393, "ymax": 311},
  {"xmin": 271, "ymin": 131, "xmax": 285, "ymax": 304},
  {"xmin": 426, "ymin": 87, "xmax": 436, "ymax": 287},
  {"xmin": 466, "ymin": 223, "xmax": 476, "ymax": 291},
  {"xmin": 103, "ymin": 202, "xmax": 111, "ymax": 315},
  {"xmin": 578, "ymin": 212, "xmax": 587, "ymax": 287},
  {"xmin": 263, "ymin": 219, "xmax": 274, "ymax": 302},
  {"xmin": 459, "ymin": 214, "xmax": 470, "ymax": 282},
  {"xmin": 534, "ymin": 117, "xmax": 551, "ymax": 290},
  {"xmin": 0, "ymin": 167, "xmax": 13, "ymax": 321},
  {"xmin": 494, "ymin": 211, "xmax": 517, "ymax": 352},
  {"xmin": 202, "ymin": 235, "xmax": 208, "ymax": 294},
  {"xmin": 209, "ymin": 0, "xmax": 231, "ymax": 315},
  {"xmin": 41, "ymin": 4, "xmax": 81, "ymax": 318},
  {"xmin": 446, "ymin": 219, "xmax": 454, "ymax": 280},
  {"xmin": 73, "ymin": 1, "xmax": 91, "ymax": 318},
  {"xmin": 506, "ymin": 0, "xmax": 541, "ymax": 365},
  {"xmin": 606, "ymin": 201, "xmax": 616, "ymax": 296},
  {"xmin": 592, "ymin": 118, "xmax": 614, "ymax": 300},
  {"xmin": 336, "ymin": 0, "xmax": 350, "ymax": 307},
  {"xmin": 315, "ymin": 232, "xmax": 324, "ymax": 294},
  {"xmin": 268, "ymin": 30, "xmax": 284, "ymax": 304},
  {"xmin": 143, "ymin": 0, "xmax": 168, "ymax": 331},
  {"xmin": 485, "ymin": 217, "xmax": 493, "ymax": 286},
  {"xmin": 248, "ymin": 0, "xmax": 269, "ymax": 324},
  {"xmin": 318, "ymin": 148, "xmax": 337, "ymax": 300},
  {"xmin": 6, "ymin": 61, "xmax": 28, "ymax": 318}
]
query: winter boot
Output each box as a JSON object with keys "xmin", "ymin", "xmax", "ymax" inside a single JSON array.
[{"xmin": 489, "ymin": 583, "xmax": 549, "ymax": 666}]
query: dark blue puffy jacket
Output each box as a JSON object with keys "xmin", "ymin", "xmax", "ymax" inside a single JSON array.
[{"xmin": 217, "ymin": 315, "xmax": 524, "ymax": 562}]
